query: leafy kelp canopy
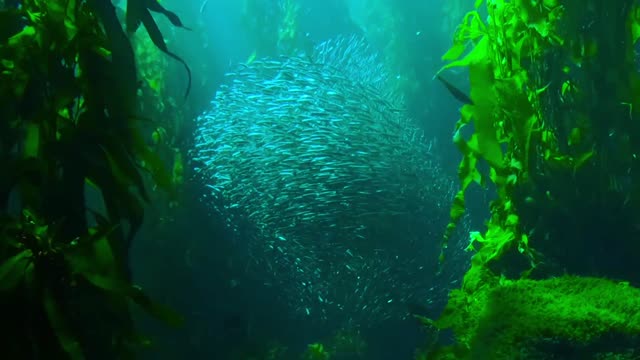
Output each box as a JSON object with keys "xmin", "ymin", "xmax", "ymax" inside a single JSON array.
[
  {"xmin": 423, "ymin": 0, "xmax": 640, "ymax": 358},
  {"xmin": 0, "ymin": 0, "xmax": 189, "ymax": 358}
]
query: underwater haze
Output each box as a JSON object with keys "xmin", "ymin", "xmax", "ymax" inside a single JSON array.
[
  {"xmin": 9, "ymin": 0, "xmax": 640, "ymax": 358},
  {"xmin": 129, "ymin": 0, "xmax": 478, "ymax": 359}
]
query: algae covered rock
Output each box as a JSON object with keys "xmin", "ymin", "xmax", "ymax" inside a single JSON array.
[{"xmin": 428, "ymin": 275, "xmax": 640, "ymax": 359}]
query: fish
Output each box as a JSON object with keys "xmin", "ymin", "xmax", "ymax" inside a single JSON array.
[{"xmin": 190, "ymin": 34, "xmax": 469, "ymax": 327}]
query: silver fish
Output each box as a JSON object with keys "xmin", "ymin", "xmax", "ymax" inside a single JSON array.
[{"xmin": 189, "ymin": 34, "xmax": 470, "ymax": 327}]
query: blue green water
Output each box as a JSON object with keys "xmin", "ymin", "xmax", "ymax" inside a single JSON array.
[{"xmin": 128, "ymin": 1, "xmax": 480, "ymax": 358}]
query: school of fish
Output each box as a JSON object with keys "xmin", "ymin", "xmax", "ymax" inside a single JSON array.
[{"xmin": 190, "ymin": 35, "xmax": 468, "ymax": 326}]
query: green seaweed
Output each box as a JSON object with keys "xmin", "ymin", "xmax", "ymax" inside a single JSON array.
[
  {"xmin": 0, "ymin": 0, "xmax": 187, "ymax": 358},
  {"xmin": 426, "ymin": 0, "xmax": 640, "ymax": 357},
  {"xmin": 303, "ymin": 343, "xmax": 331, "ymax": 360}
]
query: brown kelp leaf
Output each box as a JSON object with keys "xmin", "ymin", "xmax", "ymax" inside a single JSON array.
[
  {"xmin": 83, "ymin": 144, "xmax": 144, "ymax": 249},
  {"xmin": 73, "ymin": 270, "xmax": 184, "ymax": 328},
  {"xmin": 0, "ymin": 249, "xmax": 32, "ymax": 291},
  {"xmin": 436, "ymin": 74, "xmax": 473, "ymax": 105},
  {"xmin": 67, "ymin": 226, "xmax": 119, "ymax": 274},
  {"xmin": 43, "ymin": 288, "xmax": 85, "ymax": 360},
  {"xmin": 131, "ymin": 129, "xmax": 174, "ymax": 194},
  {"xmin": 147, "ymin": 0, "xmax": 192, "ymax": 30},
  {"xmin": 85, "ymin": 0, "xmax": 138, "ymax": 114},
  {"xmin": 99, "ymin": 143, "xmax": 150, "ymax": 202},
  {"xmin": 125, "ymin": 0, "xmax": 145, "ymax": 33},
  {"xmin": 139, "ymin": 8, "xmax": 192, "ymax": 98}
]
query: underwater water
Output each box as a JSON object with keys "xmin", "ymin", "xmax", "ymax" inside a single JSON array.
[
  {"xmin": 128, "ymin": 0, "xmax": 477, "ymax": 359},
  {"xmin": 9, "ymin": 0, "xmax": 640, "ymax": 358}
]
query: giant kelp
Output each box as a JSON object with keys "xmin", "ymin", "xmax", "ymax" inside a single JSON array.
[
  {"xmin": 0, "ymin": 0, "xmax": 187, "ymax": 358},
  {"xmin": 425, "ymin": 0, "xmax": 640, "ymax": 357}
]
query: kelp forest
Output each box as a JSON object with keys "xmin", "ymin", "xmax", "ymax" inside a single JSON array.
[
  {"xmin": 423, "ymin": 0, "xmax": 640, "ymax": 358},
  {"xmin": 3, "ymin": 0, "xmax": 640, "ymax": 359},
  {"xmin": 0, "ymin": 0, "xmax": 185, "ymax": 358}
]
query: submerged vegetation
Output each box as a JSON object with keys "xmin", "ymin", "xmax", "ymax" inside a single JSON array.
[
  {"xmin": 427, "ymin": 0, "xmax": 640, "ymax": 357},
  {"xmin": 431, "ymin": 275, "xmax": 640, "ymax": 358},
  {"xmin": 7, "ymin": 0, "xmax": 640, "ymax": 358},
  {"xmin": 0, "ymin": 0, "xmax": 188, "ymax": 358}
]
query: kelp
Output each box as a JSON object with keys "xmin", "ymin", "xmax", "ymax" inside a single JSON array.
[
  {"xmin": 436, "ymin": 0, "xmax": 551, "ymax": 267},
  {"xmin": 426, "ymin": 0, "xmax": 640, "ymax": 357},
  {"xmin": 123, "ymin": 0, "xmax": 192, "ymax": 98},
  {"xmin": 0, "ymin": 0, "xmax": 187, "ymax": 358},
  {"xmin": 435, "ymin": 0, "xmax": 600, "ymax": 274},
  {"xmin": 131, "ymin": 16, "xmax": 187, "ymax": 220},
  {"xmin": 277, "ymin": 0, "xmax": 300, "ymax": 55}
]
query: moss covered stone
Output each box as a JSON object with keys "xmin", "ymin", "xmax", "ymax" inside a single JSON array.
[{"xmin": 430, "ymin": 275, "xmax": 640, "ymax": 359}]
